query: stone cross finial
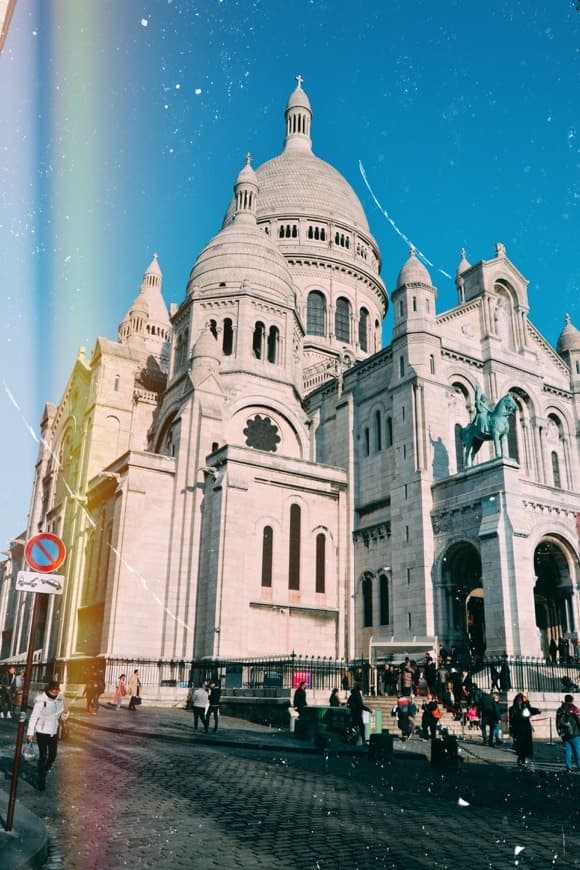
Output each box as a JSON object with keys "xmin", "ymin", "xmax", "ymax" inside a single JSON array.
[
  {"xmin": 461, "ymin": 247, "xmax": 467, "ymax": 259},
  {"xmin": 409, "ymin": 245, "xmax": 416, "ymax": 256},
  {"xmin": 565, "ymin": 313, "xmax": 571, "ymax": 325},
  {"xmin": 295, "ymin": 74, "xmax": 303, "ymax": 89},
  {"xmin": 245, "ymin": 152, "xmax": 252, "ymax": 165}
]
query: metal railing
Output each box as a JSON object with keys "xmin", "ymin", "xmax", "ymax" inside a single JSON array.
[
  {"xmin": 100, "ymin": 655, "xmax": 357, "ymax": 693},
  {"xmin": 471, "ymin": 656, "xmax": 580, "ymax": 695}
]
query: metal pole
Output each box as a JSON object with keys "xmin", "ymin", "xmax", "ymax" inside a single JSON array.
[{"xmin": 5, "ymin": 593, "xmax": 44, "ymax": 832}]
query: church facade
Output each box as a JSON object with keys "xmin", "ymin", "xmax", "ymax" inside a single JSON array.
[{"xmin": 2, "ymin": 81, "xmax": 579, "ymax": 677}]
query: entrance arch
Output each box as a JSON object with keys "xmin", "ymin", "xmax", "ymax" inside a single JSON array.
[
  {"xmin": 439, "ymin": 542, "xmax": 485, "ymax": 657},
  {"xmin": 534, "ymin": 538, "xmax": 574, "ymax": 657}
]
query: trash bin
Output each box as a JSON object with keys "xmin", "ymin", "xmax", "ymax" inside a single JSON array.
[
  {"xmin": 368, "ymin": 730, "xmax": 393, "ymax": 762},
  {"xmin": 364, "ymin": 709, "xmax": 383, "ymax": 742},
  {"xmin": 431, "ymin": 733, "xmax": 458, "ymax": 769}
]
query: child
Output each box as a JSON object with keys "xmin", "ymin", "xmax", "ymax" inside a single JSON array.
[{"xmin": 465, "ymin": 703, "xmax": 480, "ymax": 730}]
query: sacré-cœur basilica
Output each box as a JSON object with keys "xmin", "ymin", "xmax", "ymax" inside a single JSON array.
[{"xmin": 1, "ymin": 80, "xmax": 579, "ymax": 689}]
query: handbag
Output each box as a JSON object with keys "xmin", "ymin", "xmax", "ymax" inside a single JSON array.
[
  {"xmin": 22, "ymin": 740, "xmax": 37, "ymax": 761},
  {"xmin": 133, "ymin": 696, "xmax": 142, "ymax": 706},
  {"xmin": 432, "ymin": 708, "xmax": 442, "ymax": 719}
]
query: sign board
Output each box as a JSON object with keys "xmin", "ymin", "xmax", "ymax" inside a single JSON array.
[
  {"xmin": 24, "ymin": 533, "xmax": 66, "ymax": 573},
  {"xmin": 16, "ymin": 571, "xmax": 64, "ymax": 595}
]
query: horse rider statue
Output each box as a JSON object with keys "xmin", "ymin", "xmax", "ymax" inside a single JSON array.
[{"xmin": 461, "ymin": 385, "xmax": 518, "ymax": 467}]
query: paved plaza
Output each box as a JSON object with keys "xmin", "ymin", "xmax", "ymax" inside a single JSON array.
[{"xmin": 0, "ymin": 705, "xmax": 578, "ymax": 869}]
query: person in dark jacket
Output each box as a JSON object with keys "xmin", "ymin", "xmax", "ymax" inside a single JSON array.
[
  {"xmin": 555, "ymin": 693, "xmax": 580, "ymax": 772},
  {"xmin": 421, "ymin": 695, "xmax": 441, "ymax": 740},
  {"xmin": 499, "ymin": 659, "xmax": 512, "ymax": 692},
  {"xmin": 293, "ymin": 681, "xmax": 307, "ymax": 715},
  {"xmin": 485, "ymin": 692, "xmax": 502, "ymax": 746},
  {"xmin": 509, "ymin": 693, "xmax": 540, "ymax": 768},
  {"xmin": 347, "ymin": 683, "xmax": 371, "ymax": 745},
  {"xmin": 205, "ymin": 681, "xmax": 221, "ymax": 733},
  {"xmin": 329, "ymin": 688, "xmax": 341, "ymax": 707},
  {"xmin": 394, "ymin": 696, "xmax": 416, "ymax": 740}
]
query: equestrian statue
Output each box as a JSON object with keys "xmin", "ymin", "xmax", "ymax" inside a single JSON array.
[{"xmin": 461, "ymin": 385, "xmax": 518, "ymax": 467}]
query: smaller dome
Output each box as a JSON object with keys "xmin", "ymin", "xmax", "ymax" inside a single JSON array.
[
  {"xmin": 145, "ymin": 252, "xmax": 162, "ymax": 278},
  {"xmin": 192, "ymin": 328, "xmax": 221, "ymax": 363},
  {"xmin": 557, "ymin": 314, "xmax": 580, "ymax": 354},
  {"xmin": 396, "ymin": 246, "xmax": 432, "ymax": 288},
  {"xmin": 455, "ymin": 247, "xmax": 471, "ymax": 280},
  {"xmin": 235, "ymin": 153, "xmax": 258, "ymax": 187},
  {"xmin": 286, "ymin": 76, "xmax": 311, "ymax": 112}
]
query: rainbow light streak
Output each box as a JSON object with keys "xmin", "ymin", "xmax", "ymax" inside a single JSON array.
[{"xmin": 48, "ymin": 4, "xmax": 105, "ymax": 381}]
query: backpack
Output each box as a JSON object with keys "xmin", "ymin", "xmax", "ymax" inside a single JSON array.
[{"xmin": 558, "ymin": 707, "xmax": 580, "ymax": 739}]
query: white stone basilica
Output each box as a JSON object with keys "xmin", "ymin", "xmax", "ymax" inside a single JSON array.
[{"xmin": 1, "ymin": 80, "xmax": 579, "ymax": 677}]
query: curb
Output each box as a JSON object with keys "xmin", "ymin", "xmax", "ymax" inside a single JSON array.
[
  {"xmin": 72, "ymin": 715, "xmax": 428, "ymax": 761},
  {"xmin": 0, "ymin": 791, "xmax": 49, "ymax": 870}
]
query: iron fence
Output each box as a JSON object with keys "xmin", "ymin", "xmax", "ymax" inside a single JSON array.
[
  {"xmin": 472, "ymin": 656, "xmax": 580, "ymax": 695},
  {"xmin": 101, "ymin": 655, "xmax": 355, "ymax": 693}
]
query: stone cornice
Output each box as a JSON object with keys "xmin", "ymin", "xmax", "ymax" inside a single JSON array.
[{"xmin": 440, "ymin": 348, "xmax": 484, "ymax": 369}]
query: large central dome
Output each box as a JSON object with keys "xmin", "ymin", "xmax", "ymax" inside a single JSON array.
[
  {"xmin": 223, "ymin": 79, "xmax": 370, "ymax": 234},
  {"xmin": 252, "ymin": 150, "xmax": 370, "ymax": 231}
]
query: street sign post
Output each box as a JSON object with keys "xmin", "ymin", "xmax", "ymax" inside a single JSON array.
[
  {"xmin": 5, "ymin": 532, "xmax": 67, "ymax": 831},
  {"xmin": 24, "ymin": 532, "xmax": 66, "ymax": 573}
]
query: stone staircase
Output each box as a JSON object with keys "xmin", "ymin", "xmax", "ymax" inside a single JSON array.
[{"xmin": 365, "ymin": 693, "xmax": 486, "ymax": 742}]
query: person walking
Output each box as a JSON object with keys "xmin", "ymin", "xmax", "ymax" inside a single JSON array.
[
  {"xmin": 93, "ymin": 674, "xmax": 106, "ymax": 714},
  {"xmin": 113, "ymin": 674, "xmax": 128, "ymax": 710},
  {"xmin": 293, "ymin": 681, "xmax": 307, "ymax": 715},
  {"xmin": 555, "ymin": 693, "xmax": 580, "ymax": 772},
  {"xmin": 509, "ymin": 693, "xmax": 540, "ymax": 769},
  {"xmin": 205, "ymin": 681, "xmax": 221, "ymax": 733},
  {"xmin": 192, "ymin": 683, "xmax": 209, "ymax": 731},
  {"xmin": 27, "ymin": 680, "xmax": 66, "ymax": 791},
  {"xmin": 128, "ymin": 669, "xmax": 142, "ymax": 711},
  {"xmin": 485, "ymin": 691, "xmax": 502, "ymax": 746},
  {"xmin": 0, "ymin": 666, "xmax": 15, "ymax": 719},
  {"xmin": 347, "ymin": 683, "xmax": 372, "ymax": 745}
]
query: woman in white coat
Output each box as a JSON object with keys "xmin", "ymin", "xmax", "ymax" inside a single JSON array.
[{"xmin": 27, "ymin": 680, "xmax": 65, "ymax": 790}]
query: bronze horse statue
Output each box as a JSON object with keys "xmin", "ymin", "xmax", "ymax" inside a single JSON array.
[{"xmin": 461, "ymin": 392, "xmax": 518, "ymax": 467}]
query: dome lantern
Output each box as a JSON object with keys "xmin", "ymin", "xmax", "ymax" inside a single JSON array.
[
  {"xmin": 233, "ymin": 153, "xmax": 259, "ymax": 225},
  {"xmin": 284, "ymin": 74, "xmax": 312, "ymax": 153}
]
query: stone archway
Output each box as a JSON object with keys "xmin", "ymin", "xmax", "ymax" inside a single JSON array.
[
  {"xmin": 534, "ymin": 539, "xmax": 574, "ymax": 658},
  {"xmin": 439, "ymin": 542, "xmax": 485, "ymax": 658}
]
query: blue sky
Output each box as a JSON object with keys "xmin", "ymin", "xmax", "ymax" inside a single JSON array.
[{"xmin": 0, "ymin": 0, "xmax": 578, "ymax": 548}]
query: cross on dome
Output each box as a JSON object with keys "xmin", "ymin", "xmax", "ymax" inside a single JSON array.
[
  {"xmin": 295, "ymin": 74, "xmax": 303, "ymax": 89},
  {"xmin": 245, "ymin": 152, "xmax": 252, "ymax": 165}
]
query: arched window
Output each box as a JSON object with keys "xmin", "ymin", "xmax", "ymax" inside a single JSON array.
[
  {"xmin": 261, "ymin": 526, "xmax": 273, "ymax": 587},
  {"xmin": 507, "ymin": 412, "xmax": 519, "ymax": 462},
  {"xmin": 399, "ymin": 356, "xmax": 405, "ymax": 378},
  {"xmin": 252, "ymin": 322, "xmax": 265, "ymax": 359},
  {"xmin": 455, "ymin": 423, "xmax": 464, "ymax": 472},
  {"xmin": 114, "ymin": 375, "xmax": 120, "ymax": 392},
  {"xmin": 307, "ymin": 291, "xmax": 326, "ymax": 337},
  {"xmin": 429, "ymin": 354, "xmax": 435, "ymax": 375},
  {"xmin": 362, "ymin": 577, "xmax": 373, "ymax": 627},
  {"xmin": 364, "ymin": 428, "xmax": 370, "ymax": 457},
  {"xmin": 222, "ymin": 318, "xmax": 233, "ymax": 356},
  {"xmin": 551, "ymin": 451, "xmax": 561, "ymax": 488},
  {"xmin": 308, "ymin": 226, "xmax": 313, "ymax": 239},
  {"xmin": 386, "ymin": 417, "xmax": 393, "ymax": 448},
  {"xmin": 209, "ymin": 319, "xmax": 218, "ymax": 339},
  {"xmin": 358, "ymin": 308, "xmax": 369, "ymax": 351},
  {"xmin": 289, "ymin": 505, "xmax": 301, "ymax": 590},
  {"xmin": 267, "ymin": 326, "xmax": 279, "ymax": 364},
  {"xmin": 375, "ymin": 410, "xmax": 382, "ymax": 451},
  {"xmin": 379, "ymin": 574, "xmax": 389, "ymax": 625},
  {"xmin": 315, "ymin": 533, "xmax": 325, "ymax": 593},
  {"xmin": 335, "ymin": 297, "xmax": 351, "ymax": 342}
]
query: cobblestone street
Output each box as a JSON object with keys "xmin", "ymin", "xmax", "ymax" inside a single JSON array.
[{"xmin": 0, "ymin": 712, "xmax": 579, "ymax": 869}]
